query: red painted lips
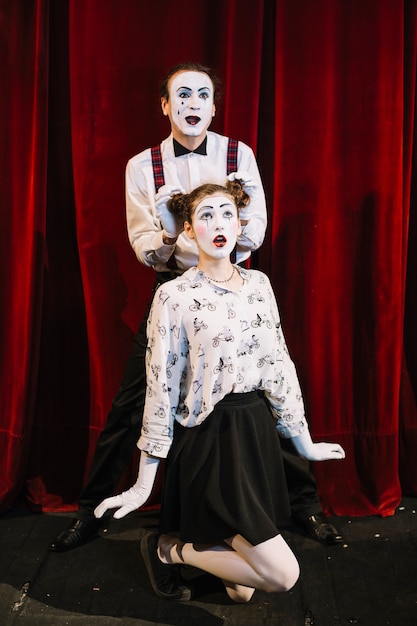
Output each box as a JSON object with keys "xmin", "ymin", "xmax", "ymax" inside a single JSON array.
[{"xmin": 213, "ymin": 235, "xmax": 227, "ymax": 247}]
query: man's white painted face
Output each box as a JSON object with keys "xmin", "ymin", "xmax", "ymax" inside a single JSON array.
[
  {"xmin": 187, "ymin": 194, "xmax": 241, "ymax": 260},
  {"xmin": 164, "ymin": 71, "xmax": 215, "ymax": 138}
]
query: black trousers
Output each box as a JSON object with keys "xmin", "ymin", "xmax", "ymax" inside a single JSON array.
[{"xmin": 77, "ymin": 274, "xmax": 321, "ymax": 522}]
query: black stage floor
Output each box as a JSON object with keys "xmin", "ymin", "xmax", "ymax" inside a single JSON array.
[{"xmin": 1, "ymin": 497, "xmax": 417, "ymax": 625}]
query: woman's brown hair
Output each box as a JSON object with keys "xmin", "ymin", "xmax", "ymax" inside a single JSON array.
[{"xmin": 169, "ymin": 180, "xmax": 249, "ymax": 224}]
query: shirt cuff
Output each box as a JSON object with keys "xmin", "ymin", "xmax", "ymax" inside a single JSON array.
[
  {"xmin": 272, "ymin": 410, "xmax": 307, "ymax": 439},
  {"xmin": 138, "ymin": 434, "xmax": 171, "ymax": 459},
  {"xmin": 143, "ymin": 231, "xmax": 176, "ymax": 265},
  {"xmin": 237, "ymin": 221, "xmax": 263, "ymax": 251}
]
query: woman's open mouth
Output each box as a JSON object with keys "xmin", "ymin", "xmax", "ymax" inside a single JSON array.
[{"xmin": 213, "ymin": 235, "xmax": 227, "ymax": 248}]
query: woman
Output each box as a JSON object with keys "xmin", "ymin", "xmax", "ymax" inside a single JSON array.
[{"xmin": 95, "ymin": 179, "xmax": 345, "ymax": 603}]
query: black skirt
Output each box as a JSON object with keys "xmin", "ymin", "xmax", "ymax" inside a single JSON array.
[{"xmin": 158, "ymin": 391, "xmax": 292, "ymax": 546}]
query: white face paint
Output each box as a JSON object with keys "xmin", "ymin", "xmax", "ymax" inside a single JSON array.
[
  {"xmin": 162, "ymin": 71, "xmax": 215, "ymax": 142},
  {"xmin": 187, "ymin": 194, "xmax": 241, "ymax": 261}
]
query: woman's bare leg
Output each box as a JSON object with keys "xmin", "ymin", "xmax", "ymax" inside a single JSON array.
[
  {"xmin": 221, "ymin": 580, "xmax": 256, "ymax": 603},
  {"xmin": 158, "ymin": 533, "xmax": 299, "ymax": 595},
  {"xmin": 225, "ymin": 533, "xmax": 299, "ymax": 592}
]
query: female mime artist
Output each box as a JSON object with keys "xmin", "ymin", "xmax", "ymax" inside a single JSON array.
[{"xmin": 95, "ymin": 179, "xmax": 345, "ymax": 603}]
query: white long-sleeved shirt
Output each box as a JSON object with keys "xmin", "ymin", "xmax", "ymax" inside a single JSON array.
[
  {"xmin": 138, "ymin": 267, "xmax": 307, "ymax": 458},
  {"xmin": 126, "ymin": 131, "xmax": 267, "ymax": 273}
]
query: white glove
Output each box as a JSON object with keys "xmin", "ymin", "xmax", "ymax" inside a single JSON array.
[
  {"xmin": 291, "ymin": 429, "xmax": 345, "ymax": 461},
  {"xmin": 227, "ymin": 170, "xmax": 259, "ymax": 221},
  {"xmin": 155, "ymin": 184, "xmax": 185, "ymax": 239},
  {"xmin": 94, "ymin": 452, "xmax": 160, "ymax": 519}
]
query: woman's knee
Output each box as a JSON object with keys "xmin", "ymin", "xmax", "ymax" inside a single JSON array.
[
  {"xmin": 253, "ymin": 535, "xmax": 300, "ymax": 593},
  {"xmin": 264, "ymin": 552, "xmax": 300, "ymax": 593}
]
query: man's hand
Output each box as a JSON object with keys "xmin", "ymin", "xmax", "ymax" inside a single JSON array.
[
  {"xmin": 155, "ymin": 184, "xmax": 185, "ymax": 240},
  {"xmin": 227, "ymin": 170, "xmax": 260, "ymax": 222}
]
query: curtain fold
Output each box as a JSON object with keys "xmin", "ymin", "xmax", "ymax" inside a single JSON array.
[
  {"xmin": 24, "ymin": 0, "xmax": 92, "ymax": 511},
  {"xmin": 0, "ymin": 0, "xmax": 49, "ymax": 508},
  {"xmin": 1, "ymin": 0, "xmax": 417, "ymax": 516},
  {"xmin": 400, "ymin": 0, "xmax": 417, "ymax": 496}
]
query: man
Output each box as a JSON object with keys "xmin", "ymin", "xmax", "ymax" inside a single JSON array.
[{"xmin": 50, "ymin": 63, "xmax": 343, "ymax": 561}]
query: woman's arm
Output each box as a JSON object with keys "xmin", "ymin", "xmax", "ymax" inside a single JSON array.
[{"xmin": 261, "ymin": 274, "xmax": 345, "ymax": 462}]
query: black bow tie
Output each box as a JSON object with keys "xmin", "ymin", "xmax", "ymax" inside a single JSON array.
[{"xmin": 173, "ymin": 137, "xmax": 207, "ymax": 157}]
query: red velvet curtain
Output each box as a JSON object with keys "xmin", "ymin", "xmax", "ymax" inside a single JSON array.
[
  {"xmin": 1, "ymin": 0, "xmax": 49, "ymax": 509},
  {"xmin": 1, "ymin": 0, "xmax": 416, "ymax": 517},
  {"xmin": 257, "ymin": 0, "xmax": 415, "ymax": 516}
]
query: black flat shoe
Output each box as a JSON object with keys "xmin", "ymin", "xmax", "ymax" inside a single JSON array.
[
  {"xmin": 140, "ymin": 532, "xmax": 192, "ymax": 601},
  {"xmin": 300, "ymin": 512, "xmax": 344, "ymax": 545},
  {"xmin": 49, "ymin": 517, "xmax": 104, "ymax": 552}
]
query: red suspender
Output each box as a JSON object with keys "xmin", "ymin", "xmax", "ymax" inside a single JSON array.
[
  {"xmin": 226, "ymin": 138, "xmax": 238, "ymax": 175},
  {"xmin": 227, "ymin": 138, "xmax": 239, "ymax": 264},
  {"xmin": 151, "ymin": 145, "xmax": 165, "ymax": 192}
]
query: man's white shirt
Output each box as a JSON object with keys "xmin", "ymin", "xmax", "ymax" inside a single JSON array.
[{"xmin": 126, "ymin": 131, "xmax": 267, "ymax": 272}]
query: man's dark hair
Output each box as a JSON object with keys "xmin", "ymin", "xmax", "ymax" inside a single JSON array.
[{"xmin": 160, "ymin": 62, "xmax": 222, "ymax": 103}]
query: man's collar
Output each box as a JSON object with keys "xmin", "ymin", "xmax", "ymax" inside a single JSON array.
[{"xmin": 173, "ymin": 136, "xmax": 207, "ymax": 157}]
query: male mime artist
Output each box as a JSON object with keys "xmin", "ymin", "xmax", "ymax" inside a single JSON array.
[{"xmin": 50, "ymin": 63, "xmax": 344, "ymax": 569}]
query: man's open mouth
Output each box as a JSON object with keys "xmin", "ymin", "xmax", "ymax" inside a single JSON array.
[
  {"xmin": 186, "ymin": 116, "xmax": 201, "ymax": 125},
  {"xmin": 213, "ymin": 235, "xmax": 227, "ymax": 248}
]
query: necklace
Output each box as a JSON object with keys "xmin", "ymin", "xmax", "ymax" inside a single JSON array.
[{"xmin": 205, "ymin": 266, "xmax": 235, "ymax": 283}]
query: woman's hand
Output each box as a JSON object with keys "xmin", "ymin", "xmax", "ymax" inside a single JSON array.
[
  {"xmin": 291, "ymin": 430, "xmax": 345, "ymax": 461},
  {"xmin": 94, "ymin": 452, "xmax": 160, "ymax": 519}
]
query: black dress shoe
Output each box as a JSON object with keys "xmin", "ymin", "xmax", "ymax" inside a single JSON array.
[
  {"xmin": 140, "ymin": 532, "xmax": 192, "ymax": 601},
  {"xmin": 299, "ymin": 512, "xmax": 344, "ymax": 545},
  {"xmin": 49, "ymin": 517, "xmax": 104, "ymax": 552}
]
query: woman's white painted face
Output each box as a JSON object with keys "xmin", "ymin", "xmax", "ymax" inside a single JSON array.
[
  {"xmin": 162, "ymin": 71, "xmax": 215, "ymax": 139},
  {"xmin": 186, "ymin": 194, "xmax": 241, "ymax": 260}
]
